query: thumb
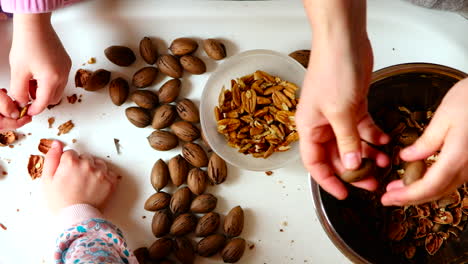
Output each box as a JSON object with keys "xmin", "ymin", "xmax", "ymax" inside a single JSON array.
[
  {"xmin": 400, "ymin": 112, "xmax": 448, "ymax": 161},
  {"xmin": 327, "ymin": 111, "xmax": 362, "ymax": 170},
  {"xmin": 43, "ymin": 140, "xmax": 64, "ymax": 180}
]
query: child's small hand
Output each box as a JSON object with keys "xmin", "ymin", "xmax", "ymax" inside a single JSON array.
[
  {"xmin": 0, "ymin": 89, "xmax": 31, "ymax": 131},
  {"xmin": 9, "ymin": 13, "xmax": 71, "ymax": 115},
  {"xmin": 42, "ymin": 141, "xmax": 119, "ymax": 213}
]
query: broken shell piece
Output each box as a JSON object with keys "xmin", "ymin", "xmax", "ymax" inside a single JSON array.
[
  {"xmin": 388, "ymin": 221, "xmax": 408, "ymax": 241},
  {"xmin": 425, "ymin": 233, "xmax": 444, "ymax": 255},
  {"xmin": 0, "ymin": 131, "xmax": 17, "ymax": 146},
  {"xmin": 433, "ymin": 210, "xmax": 453, "ymax": 225},
  {"xmin": 28, "ymin": 155, "xmax": 44, "ymax": 179}
]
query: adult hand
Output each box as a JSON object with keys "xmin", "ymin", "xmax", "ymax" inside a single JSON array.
[
  {"xmin": 382, "ymin": 78, "xmax": 468, "ymax": 206},
  {"xmin": 42, "ymin": 141, "xmax": 119, "ymax": 213},
  {"xmin": 298, "ymin": 0, "xmax": 389, "ymax": 200},
  {"xmin": 9, "ymin": 13, "xmax": 71, "ymax": 115}
]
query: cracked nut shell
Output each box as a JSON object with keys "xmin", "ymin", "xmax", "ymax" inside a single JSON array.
[{"xmin": 84, "ymin": 69, "xmax": 111, "ymax": 91}]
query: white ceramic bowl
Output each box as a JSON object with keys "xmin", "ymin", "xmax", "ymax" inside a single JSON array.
[{"xmin": 200, "ymin": 49, "xmax": 306, "ymax": 171}]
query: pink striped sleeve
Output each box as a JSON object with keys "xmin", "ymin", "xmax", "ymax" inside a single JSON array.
[{"xmin": 0, "ymin": 0, "xmax": 82, "ymax": 13}]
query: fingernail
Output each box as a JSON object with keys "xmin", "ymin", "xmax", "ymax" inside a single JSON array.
[
  {"xmin": 10, "ymin": 111, "xmax": 19, "ymax": 119},
  {"xmin": 52, "ymin": 141, "xmax": 60, "ymax": 148},
  {"xmin": 344, "ymin": 152, "xmax": 361, "ymax": 170},
  {"xmin": 401, "ymin": 145, "xmax": 415, "ymax": 156}
]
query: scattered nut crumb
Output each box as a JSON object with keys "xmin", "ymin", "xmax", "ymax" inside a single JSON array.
[
  {"xmin": 78, "ymin": 99, "xmax": 82, "ymax": 103},
  {"xmin": 0, "ymin": 223, "xmax": 6, "ymax": 230},
  {"xmin": 280, "ymin": 229, "xmax": 284, "ymax": 232},
  {"xmin": 87, "ymin": 57, "xmax": 96, "ymax": 64},
  {"xmin": 8, "ymin": 145, "xmax": 13, "ymax": 148},
  {"xmin": 106, "ymin": 155, "xmax": 110, "ymax": 158},
  {"xmin": 142, "ymin": 216, "xmax": 146, "ymax": 219},
  {"xmin": 47, "ymin": 100, "xmax": 61, "ymax": 110},
  {"xmin": 265, "ymin": 171, "xmax": 273, "ymax": 176},
  {"xmin": 114, "ymin": 138, "xmax": 121, "ymax": 154},
  {"xmin": 72, "ymin": 139, "xmax": 77, "ymax": 144},
  {"xmin": 249, "ymin": 244, "xmax": 255, "ymax": 250},
  {"xmin": 291, "ymin": 240, "xmax": 295, "ymax": 243},
  {"xmin": 48, "ymin": 117, "xmax": 55, "ymax": 128},
  {"xmin": 19, "ymin": 105, "xmax": 29, "ymax": 118},
  {"xmin": 0, "ymin": 131, "xmax": 17, "ymax": 146},
  {"xmin": 38, "ymin": 139, "xmax": 55, "ymax": 154},
  {"xmin": 28, "ymin": 155, "xmax": 44, "ymax": 179},
  {"xmin": 57, "ymin": 120, "xmax": 74, "ymax": 136},
  {"xmin": 67, "ymin": 94, "xmax": 78, "ymax": 104},
  {"xmin": 27, "ymin": 133, "xmax": 32, "ymax": 136},
  {"xmin": 282, "ymin": 221, "xmax": 288, "ymax": 226}
]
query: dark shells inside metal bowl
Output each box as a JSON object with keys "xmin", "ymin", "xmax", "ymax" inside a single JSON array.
[{"xmin": 311, "ymin": 63, "xmax": 468, "ymax": 264}]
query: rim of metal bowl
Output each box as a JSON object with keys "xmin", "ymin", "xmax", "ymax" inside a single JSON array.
[
  {"xmin": 309, "ymin": 175, "xmax": 372, "ymax": 264},
  {"xmin": 309, "ymin": 62, "xmax": 467, "ymax": 264}
]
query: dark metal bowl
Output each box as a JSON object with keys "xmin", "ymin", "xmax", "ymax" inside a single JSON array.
[{"xmin": 310, "ymin": 63, "xmax": 468, "ymax": 264}]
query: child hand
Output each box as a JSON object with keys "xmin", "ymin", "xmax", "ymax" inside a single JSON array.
[
  {"xmin": 42, "ymin": 141, "xmax": 119, "ymax": 213},
  {"xmin": 0, "ymin": 89, "xmax": 31, "ymax": 131},
  {"xmin": 382, "ymin": 78, "xmax": 468, "ymax": 206},
  {"xmin": 9, "ymin": 13, "xmax": 71, "ymax": 115}
]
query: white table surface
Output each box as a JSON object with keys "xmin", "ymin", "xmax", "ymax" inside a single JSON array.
[{"xmin": 0, "ymin": 1, "xmax": 467, "ymax": 263}]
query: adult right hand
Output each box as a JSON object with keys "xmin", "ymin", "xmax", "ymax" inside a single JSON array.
[{"xmin": 298, "ymin": 0, "xmax": 389, "ymax": 200}]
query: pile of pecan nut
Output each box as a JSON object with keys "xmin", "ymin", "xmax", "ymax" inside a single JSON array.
[
  {"xmin": 381, "ymin": 106, "xmax": 468, "ymax": 259},
  {"xmin": 215, "ymin": 70, "xmax": 299, "ymax": 158}
]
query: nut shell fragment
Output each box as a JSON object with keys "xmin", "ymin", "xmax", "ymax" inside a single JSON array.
[
  {"xmin": 0, "ymin": 131, "xmax": 16, "ymax": 146},
  {"xmin": 28, "ymin": 155, "xmax": 44, "ymax": 180}
]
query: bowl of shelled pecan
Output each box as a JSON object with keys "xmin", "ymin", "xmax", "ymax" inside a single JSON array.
[
  {"xmin": 310, "ymin": 63, "xmax": 468, "ymax": 264},
  {"xmin": 200, "ymin": 49, "xmax": 306, "ymax": 171}
]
